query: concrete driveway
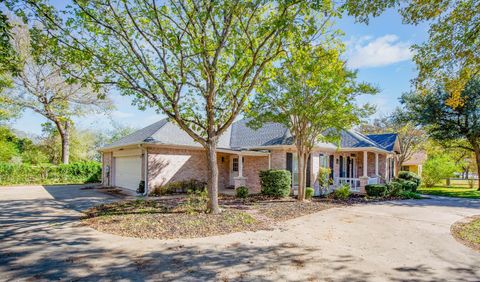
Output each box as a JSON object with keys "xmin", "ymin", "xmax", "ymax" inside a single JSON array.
[{"xmin": 0, "ymin": 185, "xmax": 479, "ymax": 281}]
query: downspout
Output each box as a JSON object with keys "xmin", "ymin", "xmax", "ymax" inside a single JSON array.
[{"xmin": 138, "ymin": 144, "xmax": 149, "ymax": 196}]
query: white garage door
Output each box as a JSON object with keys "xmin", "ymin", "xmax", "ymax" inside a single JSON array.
[{"xmin": 114, "ymin": 156, "xmax": 142, "ymax": 191}]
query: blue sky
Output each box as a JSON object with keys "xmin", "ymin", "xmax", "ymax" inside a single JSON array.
[{"xmin": 11, "ymin": 8, "xmax": 429, "ymax": 135}]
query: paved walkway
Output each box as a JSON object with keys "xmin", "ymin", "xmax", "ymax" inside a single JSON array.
[{"xmin": 0, "ymin": 185, "xmax": 479, "ymax": 281}]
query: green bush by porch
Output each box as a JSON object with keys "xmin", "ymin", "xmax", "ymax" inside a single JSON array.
[
  {"xmin": 259, "ymin": 170, "xmax": 291, "ymax": 197},
  {"xmin": 365, "ymin": 184, "xmax": 387, "ymax": 197},
  {"xmin": 0, "ymin": 161, "xmax": 101, "ymax": 185}
]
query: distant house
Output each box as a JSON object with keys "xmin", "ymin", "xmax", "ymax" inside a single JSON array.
[
  {"xmin": 401, "ymin": 151, "xmax": 427, "ymax": 176},
  {"xmin": 99, "ymin": 119, "xmax": 400, "ymax": 195}
]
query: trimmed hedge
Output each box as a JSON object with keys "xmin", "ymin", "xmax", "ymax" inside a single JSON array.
[
  {"xmin": 0, "ymin": 161, "xmax": 101, "ymax": 185},
  {"xmin": 398, "ymin": 171, "xmax": 421, "ymax": 188},
  {"xmin": 365, "ymin": 184, "xmax": 387, "ymax": 197},
  {"xmin": 259, "ymin": 169, "xmax": 291, "ymax": 197}
]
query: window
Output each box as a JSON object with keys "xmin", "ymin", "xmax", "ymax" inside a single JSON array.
[
  {"xmin": 232, "ymin": 158, "xmax": 239, "ymax": 172},
  {"xmin": 319, "ymin": 154, "xmax": 328, "ymax": 168}
]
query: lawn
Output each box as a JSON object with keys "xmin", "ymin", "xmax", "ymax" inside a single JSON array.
[
  {"xmin": 418, "ymin": 186, "xmax": 480, "ymax": 199},
  {"xmin": 451, "ymin": 216, "xmax": 480, "ymax": 252}
]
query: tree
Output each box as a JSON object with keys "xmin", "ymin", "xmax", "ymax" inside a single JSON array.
[
  {"xmin": 0, "ymin": 12, "xmax": 20, "ymax": 122},
  {"xmin": 247, "ymin": 44, "xmax": 376, "ymax": 200},
  {"xmin": 0, "ymin": 11, "xmax": 19, "ymax": 90},
  {"xmin": 422, "ymin": 155, "xmax": 458, "ymax": 187},
  {"xmin": 342, "ymin": 0, "xmax": 480, "ymax": 108},
  {"xmin": 358, "ymin": 108, "xmax": 427, "ymax": 167},
  {"xmin": 401, "ymin": 77, "xmax": 480, "ymax": 190},
  {"xmin": 8, "ymin": 0, "xmax": 334, "ymax": 213},
  {"xmin": 0, "ymin": 20, "xmax": 111, "ymax": 164}
]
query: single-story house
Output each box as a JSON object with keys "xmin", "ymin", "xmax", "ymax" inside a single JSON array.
[
  {"xmin": 99, "ymin": 119, "xmax": 400, "ymax": 195},
  {"xmin": 401, "ymin": 151, "xmax": 427, "ymax": 176}
]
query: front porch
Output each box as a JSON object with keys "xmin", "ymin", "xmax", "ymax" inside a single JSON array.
[
  {"xmin": 217, "ymin": 149, "xmax": 270, "ymax": 195},
  {"xmin": 332, "ymin": 150, "xmax": 396, "ymax": 193}
]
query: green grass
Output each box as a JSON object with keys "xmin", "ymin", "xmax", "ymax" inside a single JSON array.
[{"xmin": 418, "ymin": 186, "xmax": 480, "ymax": 199}]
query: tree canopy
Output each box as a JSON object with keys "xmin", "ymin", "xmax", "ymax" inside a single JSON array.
[
  {"xmin": 358, "ymin": 108, "xmax": 427, "ymax": 167},
  {"xmin": 6, "ymin": 0, "xmax": 339, "ymax": 212},
  {"xmin": 342, "ymin": 0, "xmax": 480, "ymax": 108},
  {"xmin": 401, "ymin": 77, "xmax": 480, "ymax": 189},
  {"xmin": 248, "ymin": 43, "xmax": 376, "ymax": 199}
]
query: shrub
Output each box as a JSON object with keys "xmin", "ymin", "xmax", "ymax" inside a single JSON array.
[
  {"xmin": 0, "ymin": 161, "xmax": 101, "ymax": 185},
  {"xmin": 236, "ymin": 186, "xmax": 249, "ymax": 199},
  {"xmin": 400, "ymin": 180, "xmax": 418, "ymax": 192},
  {"xmin": 365, "ymin": 184, "xmax": 387, "ymax": 197},
  {"xmin": 317, "ymin": 167, "xmax": 331, "ymax": 191},
  {"xmin": 398, "ymin": 171, "xmax": 421, "ymax": 187},
  {"xmin": 150, "ymin": 179, "xmax": 206, "ymax": 196},
  {"xmin": 305, "ymin": 187, "xmax": 314, "ymax": 199},
  {"xmin": 331, "ymin": 184, "xmax": 350, "ymax": 200},
  {"xmin": 386, "ymin": 181, "xmax": 403, "ymax": 197},
  {"xmin": 259, "ymin": 170, "xmax": 291, "ymax": 197}
]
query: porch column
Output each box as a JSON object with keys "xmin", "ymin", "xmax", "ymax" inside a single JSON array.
[
  {"xmin": 238, "ymin": 155, "xmax": 243, "ymax": 177},
  {"xmin": 385, "ymin": 156, "xmax": 389, "ymax": 180},
  {"xmin": 363, "ymin": 151, "xmax": 368, "ymax": 177},
  {"xmin": 375, "ymin": 153, "xmax": 379, "ymax": 176},
  {"xmin": 234, "ymin": 154, "xmax": 246, "ymax": 188}
]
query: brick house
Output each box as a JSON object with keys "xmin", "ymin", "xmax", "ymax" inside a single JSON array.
[{"xmin": 99, "ymin": 119, "xmax": 400, "ymax": 195}]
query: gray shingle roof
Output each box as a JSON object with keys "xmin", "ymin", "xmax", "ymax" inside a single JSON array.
[
  {"xmin": 229, "ymin": 119, "xmax": 291, "ymax": 148},
  {"xmin": 102, "ymin": 118, "xmax": 396, "ymax": 152}
]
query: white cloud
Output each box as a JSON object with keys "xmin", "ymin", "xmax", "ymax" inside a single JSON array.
[
  {"xmin": 347, "ymin": 34, "xmax": 413, "ymax": 69},
  {"xmin": 111, "ymin": 110, "xmax": 134, "ymax": 119}
]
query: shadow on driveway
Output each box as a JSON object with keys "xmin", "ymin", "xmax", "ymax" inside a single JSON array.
[{"xmin": 0, "ymin": 186, "xmax": 479, "ymax": 281}]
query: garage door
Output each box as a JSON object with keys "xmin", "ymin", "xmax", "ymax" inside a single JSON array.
[{"xmin": 114, "ymin": 156, "xmax": 142, "ymax": 191}]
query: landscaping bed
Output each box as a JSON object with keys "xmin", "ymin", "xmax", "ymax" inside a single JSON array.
[
  {"xmin": 82, "ymin": 192, "xmax": 421, "ymax": 240},
  {"xmin": 451, "ymin": 215, "xmax": 480, "ymax": 252},
  {"xmin": 82, "ymin": 196, "xmax": 336, "ymax": 239}
]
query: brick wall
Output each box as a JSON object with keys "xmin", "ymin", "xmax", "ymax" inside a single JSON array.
[
  {"xmin": 147, "ymin": 147, "xmax": 230, "ymax": 190},
  {"xmin": 102, "ymin": 152, "xmax": 113, "ymax": 186},
  {"xmin": 270, "ymin": 149, "xmax": 287, "ymax": 170},
  {"xmin": 243, "ymin": 156, "xmax": 270, "ymax": 193}
]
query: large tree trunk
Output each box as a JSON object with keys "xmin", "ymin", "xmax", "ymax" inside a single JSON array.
[
  {"xmin": 53, "ymin": 119, "xmax": 70, "ymax": 164},
  {"xmin": 296, "ymin": 144, "xmax": 310, "ymax": 201},
  {"xmin": 205, "ymin": 140, "xmax": 220, "ymax": 213},
  {"xmin": 297, "ymin": 150, "xmax": 305, "ymax": 201}
]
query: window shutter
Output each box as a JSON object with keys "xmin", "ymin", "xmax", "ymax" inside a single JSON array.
[
  {"xmin": 286, "ymin": 152, "xmax": 293, "ymax": 184},
  {"xmin": 329, "ymin": 155, "xmax": 334, "ymax": 179}
]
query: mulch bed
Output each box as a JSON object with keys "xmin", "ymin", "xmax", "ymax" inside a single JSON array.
[
  {"xmin": 451, "ymin": 215, "xmax": 480, "ymax": 252},
  {"xmin": 82, "ymin": 194, "xmax": 412, "ymax": 240}
]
